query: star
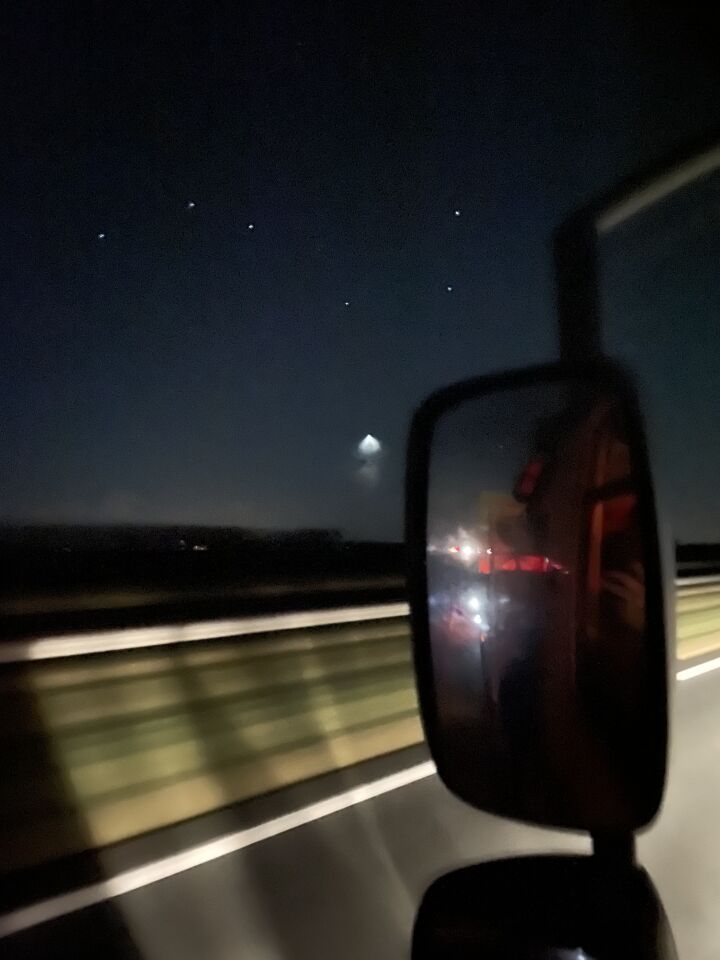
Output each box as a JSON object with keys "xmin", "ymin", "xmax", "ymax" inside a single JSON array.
[
  {"xmin": 344, "ymin": 301, "xmax": 350, "ymax": 307},
  {"xmin": 186, "ymin": 201, "xmax": 196, "ymax": 210},
  {"xmin": 454, "ymin": 209, "xmax": 461, "ymax": 216},
  {"xmin": 247, "ymin": 223, "xmax": 255, "ymax": 230},
  {"xmin": 97, "ymin": 233, "xmax": 106, "ymax": 240},
  {"xmin": 446, "ymin": 285, "xmax": 453, "ymax": 292}
]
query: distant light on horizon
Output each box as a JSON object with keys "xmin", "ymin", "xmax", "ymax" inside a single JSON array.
[{"xmin": 358, "ymin": 434, "xmax": 382, "ymax": 458}]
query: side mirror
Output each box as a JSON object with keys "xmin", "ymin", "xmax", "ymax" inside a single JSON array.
[
  {"xmin": 406, "ymin": 360, "xmax": 668, "ymax": 833},
  {"xmin": 412, "ymin": 856, "xmax": 677, "ymax": 960}
]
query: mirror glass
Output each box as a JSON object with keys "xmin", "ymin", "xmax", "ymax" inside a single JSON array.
[{"xmin": 425, "ymin": 373, "xmax": 664, "ymax": 829}]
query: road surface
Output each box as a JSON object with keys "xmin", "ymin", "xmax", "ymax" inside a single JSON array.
[{"xmin": 3, "ymin": 652, "xmax": 720, "ymax": 959}]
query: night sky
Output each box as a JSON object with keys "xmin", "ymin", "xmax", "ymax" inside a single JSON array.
[{"xmin": 2, "ymin": 2, "xmax": 719, "ymax": 541}]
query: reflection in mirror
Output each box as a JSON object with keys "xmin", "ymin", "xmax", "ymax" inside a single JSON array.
[{"xmin": 426, "ymin": 375, "xmax": 663, "ymax": 830}]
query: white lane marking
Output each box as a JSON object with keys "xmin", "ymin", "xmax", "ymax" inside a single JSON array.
[
  {"xmin": 677, "ymin": 655, "xmax": 720, "ymax": 681},
  {"xmin": 0, "ymin": 760, "xmax": 436, "ymax": 938},
  {"xmin": 0, "ymin": 603, "xmax": 410, "ymax": 663}
]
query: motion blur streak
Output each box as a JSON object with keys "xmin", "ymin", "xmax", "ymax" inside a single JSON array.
[
  {"xmin": 0, "ymin": 603, "xmax": 409, "ymax": 662},
  {"xmin": 596, "ymin": 144, "xmax": 720, "ymax": 232},
  {"xmin": 1, "ymin": 615, "xmax": 420, "ymax": 870},
  {"xmin": 0, "ymin": 761, "xmax": 436, "ymax": 938},
  {"xmin": 1, "ymin": 578, "xmax": 718, "ymax": 932},
  {"xmin": 0, "ymin": 575, "xmax": 709, "ymax": 663},
  {"xmin": 0, "ymin": 638, "xmax": 716, "ymax": 940},
  {"xmin": 677, "ymin": 656, "xmax": 720, "ymax": 681},
  {"xmin": 1, "ymin": 579, "xmax": 717, "ymax": 871}
]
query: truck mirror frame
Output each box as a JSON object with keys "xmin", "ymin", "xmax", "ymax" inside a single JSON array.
[{"xmin": 405, "ymin": 358, "xmax": 669, "ymax": 833}]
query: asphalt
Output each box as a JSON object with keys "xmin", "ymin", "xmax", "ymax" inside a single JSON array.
[{"xmin": 4, "ymin": 657, "xmax": 720, "ymax": 960}]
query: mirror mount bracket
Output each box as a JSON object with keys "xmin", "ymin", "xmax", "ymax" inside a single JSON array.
[
  {"xmin": 554, "ymin": 211, "xmax": 603, "ymax": 363},
  {"xmin": 592, "ymin": 830, "xmax": 636, "ymax": 865}
]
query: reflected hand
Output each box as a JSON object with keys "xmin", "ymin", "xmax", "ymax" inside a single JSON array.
[{"xmin": 602, "ymin": 560, "xmax": 645, "ymax": 632}]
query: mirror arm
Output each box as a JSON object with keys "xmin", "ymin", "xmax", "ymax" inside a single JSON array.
[
  {"xmin": 554, "ymin": 211, "xmax": 603, "ymax": 362},
  {"xmin": 591, "ymin": 830, "xmax": 636, "ymax": 865}
]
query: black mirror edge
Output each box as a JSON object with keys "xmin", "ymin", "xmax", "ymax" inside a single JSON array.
[
  {"xmin": 411, "ymin": 854, "xmax": 679, "ymax": 960},
  {"xmin": 404, "ymin": 357, "xmax": 670, "ymax": 837}
]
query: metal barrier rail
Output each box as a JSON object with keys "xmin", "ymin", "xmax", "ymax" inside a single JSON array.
[
  {"xmin": 0, "ymin": 576, "xmax": 711, "ymax": 663},
  {"xmin": 0, "ymin": 614, "xmax": 420, "ymax": 872},
  {"xmin": 1, "ymin": 578, "xmax": 718, "ymax": 874},
  {"xmin": 0, "ymin": 603, "xmax": 409, "ymax": 664}
]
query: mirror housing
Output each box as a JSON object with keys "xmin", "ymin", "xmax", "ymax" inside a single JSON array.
[
  {"xmin": 406, "ymin": 360, "xmax": 668, "ymax": 833},
  {"xmin": 412, "ymin": 855, "xmax": 678, "ymax": 960}
]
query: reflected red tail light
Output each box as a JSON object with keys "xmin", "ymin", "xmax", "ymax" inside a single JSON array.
[{"xmin": 479, "ymin": 553, "xmax": 566, "ymax": 574}]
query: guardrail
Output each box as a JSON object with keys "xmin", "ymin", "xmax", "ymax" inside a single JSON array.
[
  {"xmin": 1, "ymin": 578, "xmax": 718, "ymax": 875},
  {"xmin": 0, "ymin": 603, "xmax": 409, "ymax": 663},
  {"xmin": 0, "ymin": 611, "xmax": 419, "ymax": 873},
  {"xmin": 676, "ymin": 577, "xmax": 720, "ymax": 660}
]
